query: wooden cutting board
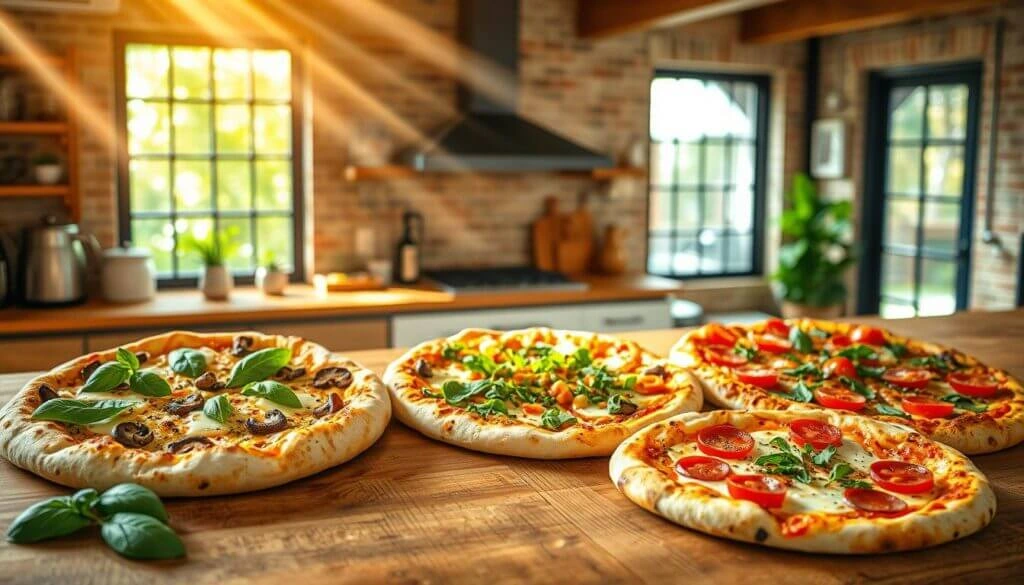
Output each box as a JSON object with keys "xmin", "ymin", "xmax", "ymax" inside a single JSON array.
[
  {"xmin": 555, "ymin": 196, "xmax": 593, "ymax": 275},
  {"xmin": 531, "ymin": 197, "xmax": 560, "ymax": 271},
  {"xmin": 1, "ymin": 313, "xmax": 1023, "ymax": 584}
]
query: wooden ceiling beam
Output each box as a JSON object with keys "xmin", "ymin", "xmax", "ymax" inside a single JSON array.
[
  {"xmin": 578, "ymin": 0, "xmax": 780, "ymax": 39},
  {"xmin": 740, "ymin": 0, "xmax": 1007, "ymax": 44}
]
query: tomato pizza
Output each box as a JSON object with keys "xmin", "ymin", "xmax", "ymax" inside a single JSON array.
[
  {"xmin": 610, "ymin": 409, "xmax": 996, "ymax": 553},
  {"xmin": 670, "ymin": 319, "xmax": 1024, "ymax": 454}
]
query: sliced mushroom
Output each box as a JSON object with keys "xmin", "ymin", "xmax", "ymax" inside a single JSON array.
[
  {"xmin": 245, "ymin": 409, "xmax": 288, "ymax": 435},
  {"xmin": 616, "ymin": 401, "xmax": 638, "ymax": 416},
  {"xmin": 166, "ymin": 393, "xmax": 205, "ymax": 416},
  {"xmin": 415, "ymin": 359, "xmax": 433, "ymax": 378},
  {"xmin": 231, "ymin": 335, "xmax": 254, "ymax": 357},
  {"xmin": 166, "ymin": 436, "xmax": 214, "ymax": 454},
  {"xmin": 112, "ymin": 422, "xmax": 153, "ymax": 448},
  {"xmin": 134, "ymin": 351, "xmax": 151, "ymax": 365},
  {"xmin": 37, "ymin": 384, "xmax": 59, "ymax": 403},
  {"xmin": 313, "ymin": 393, "xmax": 344, "ymax": 417},
  {"xmin": 643, "ymin": 364, "xmax": 667, "ymax": 377},
  {"xmin": 275, "ymin": 366, "xmax": 306, "ymax": 381},
  {"xmin": 194, "ymin": 371, "xmax": 223, "ymax": 391},
  {"xmin": 312, "ymin": 367, "xmax": 353, "ymax": 389},
  {"xmin": 80, "ymin": 361, "xmax": 100, "ymax": 382}
]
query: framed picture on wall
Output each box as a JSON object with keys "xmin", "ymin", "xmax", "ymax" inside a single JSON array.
[{"xmin": 811, "ymin": 119, "xmax": 846, "ymax": 179}]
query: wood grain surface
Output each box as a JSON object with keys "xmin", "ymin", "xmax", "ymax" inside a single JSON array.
[{"xmin": 1, "ymin": 311, "xmax": 1023, "ymax": 584}]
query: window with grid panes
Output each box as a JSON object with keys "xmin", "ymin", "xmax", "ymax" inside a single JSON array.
[
  {"xmin": 118, "ymin": 41, "xmax": 300, "ymax": 283},
  {"xmin": 647, "ymin": 71, "xmax": 769, "ymax": 278}
]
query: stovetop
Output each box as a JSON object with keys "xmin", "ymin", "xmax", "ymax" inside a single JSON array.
[{"xmin": 424, "ymin": 267, "xmax": 588, "ymax": 294}]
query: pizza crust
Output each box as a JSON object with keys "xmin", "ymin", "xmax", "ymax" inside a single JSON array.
[
  {"xmin": 609, "ymin": 409, "xmax": 997, "ymax": 554},
  {"xmin": 0, "ymin": 331, "xmax": 392, "ymax": 496},
  {"xmin": 670, "ymin": 319, "xmax": 1024, "ymax": 454},
  {"xmin": 384, "ymin": 328, "xmax": 704, "ymax": 459}
]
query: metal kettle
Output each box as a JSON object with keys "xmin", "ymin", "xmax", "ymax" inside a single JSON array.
[{"xmin": 20, "ymin": 216, "xmax": 100, "ymax": 306}]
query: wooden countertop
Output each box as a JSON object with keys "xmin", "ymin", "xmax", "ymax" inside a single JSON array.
[
  {"xmin": 0, "ymin": 310, "xmax": 1022, "ymax": 583},
  {"xmin": 0, "ymin": 274, "xmax": 682, "ymax": 337}
]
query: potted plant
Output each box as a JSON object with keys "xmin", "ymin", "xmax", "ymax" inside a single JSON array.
[
  {"xmin": 33, "ymin": 152, "xmax": 63, "ymax": 185},
  {"xmin": 255, "ymin": 251, "xmax": 288, "ymax": 296},
  {"xmin": 181, "ymin": 229, "xmax": 239, "ymax": 301},
  {"xmin": 773, "ymin": 173, "xmax": 855, "ymax": 318}
]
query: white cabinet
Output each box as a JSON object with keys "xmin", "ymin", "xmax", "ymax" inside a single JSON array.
[{"xmin": 581, "ymin": 300, "xmax": 672, "ymax": 332}]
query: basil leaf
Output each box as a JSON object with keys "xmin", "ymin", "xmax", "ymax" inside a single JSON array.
[
  {"xmin": 168, "ymin": 348, "xmax": 207, "ymax": 378},
  {"xmin": 116, "ymin": 348, "xmax": 140, "ymax": 371},
  {"xmin": 908, "ymin": 355, "xmax": 950, "ymax": 372},
  {"xmin": 875, "ymin": 403, "xmax": 910, "ymax": 419},
  {"xmin": 241, "ymin": 380, "xmax": 301, "ymax": 408},
  {"xmin": 81, "ymin": 362, "xmax": 131, "ymax": 394},
  {"xmin": 6, "ymin": 496, "xmax": 91, "ymax": 544},
  {"xmin": 203, "ymin": 394, "xmax": 233, "ymax": 424},
  {"xmin": 540, "ymin": 408, "xmax": 576, "ymax": 430},
  {"xmin": 840, "ymin": 376, "xmax": 875, "ymax": 399},
  {"xmin": 465, "ymin": 398, "xmax": 508, "ymax": 418},
  {"xmin": 31, "ymin": 399, "xmax": 135, "ymax": 425},
  {"xmin": 789, "ymin": 328, "xmax": 813, "ymax": 353},
  {"xmin": 621, "ymin": 375, "xmax": 637, "ymax": 390},
  {"xmin": 784, "ymin": 362, "xmax": 821, "ymax": 378},
  {"xmin": 607, "ymin": 393, "xmax": 637, "ymax": 414},
  {"xmin": 755, "ymin": 438, "xmax": 810, "ymax": 483},
  {"xmin": 940, "ymin": 393, "xmax": 988, "ymax": 413},
  {"xmin": 100, "ymin": 513, "xmax": 185, "ymax": 560},
  {"xmin": 836, "ymin": 345, "xmax": 877, "ymax": 361},
  {"xmin": 441, "ymin": 343, "xmax": 464, "ymax": 360},
  {"xmin": 128, "ymin": 370, "xmax": 171, "ymax": 397},
  {"xmin": 71, "ymin": 489, "xmax": 99, "ymax": 516},
  {"xmin": 839, "ymin": 478, "xmax": 873, "ymax": 489},
  {"xmin": 773, "ymin": 380, "xmax": 814, "ymax": 403},
  {"xmin": 462, "ymin": 354, "xmax": 497, "ymax": 377},
  {"xmin": 94, "ymin": 484, "xmax": 168, "ymax": 524},
  {"xmin": 441, "ymin": 380, "xmax": 491, "ymax": 405},
  {"xmin": 887, "ymin": 342, "xmax": 908, "ymax": 358},
  {"xmin": 568, "ymin": 348, "xmax": 593, "ymax": 370},
  {"xmin": 226, "ymin": 347, "xmax": 292, "ymax": 388},
  {"xmin": 856, "ymin": 365, "xmax": 886, "ymax": 379},
  {"xmin": 733, "ymin": 342, "xmax": 758, "ymax": 360},
  {"xmin": 811, "ymin": 445, "xmax": 837, "ymax": 466},
  {"xmin": 826, "ymin": 462, "xmax": 855, "ymax": 485}
]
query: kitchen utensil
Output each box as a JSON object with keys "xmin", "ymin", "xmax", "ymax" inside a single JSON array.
[
  {"xmin": 598, "ymin": 224, "xmax": 627, "ymax": 275},
  {"xmin": 20, "ymin": 216, "xmax": 100, "ymax": 306},
  {"xmin": 101, "ymin": 242, "xmax": 156, "ymax": 303},
  {"xmin": 531, "ymin": 196, "xmax": 560, "ymax": 271},
  {"xmin": 555, "ymin": 195, "xmax": 593, "ymax": 274}
]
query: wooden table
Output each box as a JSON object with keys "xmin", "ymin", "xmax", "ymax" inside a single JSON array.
[{"xmin": 1, "ymin": 311, "xmax": 1022, "ymax": 584}]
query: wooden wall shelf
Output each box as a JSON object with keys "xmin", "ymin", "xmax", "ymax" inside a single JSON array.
[
  {"xmin": 0, "ymin": 122, "xmax": 69, "ymax": 135},
  {"xmin": 0, "ymin": 185, "xmax": 70, "ymax": 197},
  {"xmin": 343, "ymin": 165, "xmax": 648, "ymax": 182}
]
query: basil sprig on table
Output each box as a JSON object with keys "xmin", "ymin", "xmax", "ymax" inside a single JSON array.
[
  {"xmin": 7, "ymin": 483, "xmax": 184, "ymax": 561},
  {"xmin": 241, "ymin": 380, "xmax": 301, "ymax": 408},
  {"xmin": 203, "ymin": 394, "xmax": 233, "ymax": 423},
  {"xmin": 31, "ymin": 399, "xmax": 136, "ymax": 425},
  {"xmin": 168, "ymin": 348, "xmax": 207, "ymax": 378},
  {"xmin": 81, "ymin": 347, "xmax": 170, "ymax": 397},
  {"xmin": 226, "ymin": 347, "xmax": 292, "ymax": 388}
]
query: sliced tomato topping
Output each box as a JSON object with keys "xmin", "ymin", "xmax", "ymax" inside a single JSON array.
[
  {"xmin": 697, "ymin": 424, "xmax": 755, "ymax": 459},
  {"xmin": 901, "ymin": 395, "xmax": 954, "ymax": 418},
  {"xmin": 869, "ymin": 460, "xmax": 934, "ymax": 495},
  {"xmin": 882, "ymin": 367, "xmax": 932, "ymax": 389},
  {"xmin": 947, "ymin": 372, "xmax": 999, "ymax": 398},
  {"xmin": 676, "ymin": 455, "xmax": 731, "ymax": 481},
  {"xmin": 823, "ymin": 356, "xmax": 858, "ymax": 379},
  {"xmin": 755, "ymin": 335, "xmax": 793, "ymax": 354},
  {"xmin": 789, "ymin": 419, "xmax": 843, "ymax": 450},
  {"xmin": 735, "ymin": 366, "xmax": 779, "ymax": 389},
  {"xmin": 813, "ymin": 384, "xmax": 867, "ymax": 412},
  {"xmin": 703, "ymin": 324, "xmax": 739, "ymax": 346},
  {"xmin": 634, "ymin": 374, "xmax": 670, "ymax": 395},
  {"xmin": 705, "ymin": 346, "xmax": 748, "ymax": 368},
  {"xmin": 727, "ymin": 474, "xmax": 787, "ymax": 508},
  {"xmin": 851, "ymin": 325, "xmax": 887, "ymax": 346},
  {"xmin": 763, "ymin": 318, "xmax": 790, "ymax": 338},
  {"xmin": 844, "ymin": 488, "xmax": 908, "ymax": 515},
  {"xmin": 828, "ymin": 333, "xmax": 852, "ymax": 349}
]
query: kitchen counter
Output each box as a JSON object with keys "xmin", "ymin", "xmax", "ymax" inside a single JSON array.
[
  {"xmin": 0, "ymin": 273, "xmax": 683, "ymax": 337},
  {"xmin": 0, "ymin": 311, "xmax": 1022, "ymax": 583}
]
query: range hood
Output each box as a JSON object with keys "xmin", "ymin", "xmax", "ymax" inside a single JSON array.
[{"xmin": 399, "ymin": 0, "xmax": 613, "ymax": 172}]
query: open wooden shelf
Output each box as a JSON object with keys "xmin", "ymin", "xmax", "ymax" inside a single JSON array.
[
  {"xmin": 0, "ymin": 184, "xmax": 70, "ymax": 197},
  {"xmin": 0, "ymin": 54, "xmax": 65, "ymax": 69},
  {"xmin": 0, "ymin": 121, "xmax": 69, "ymax": 135},
  {"xmin": 343, "ymin": 165, "xmax": 648, "ymax": 182},
  {"xmin": 591, "ymin": 167, "xmax": 647, "ymax": 180}
]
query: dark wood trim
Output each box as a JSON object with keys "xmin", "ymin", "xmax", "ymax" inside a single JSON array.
[
  {"xmin": 578, "ymin": 0, "xmax": 760, "ymax": 39},
  {"xmin": 802, "ymin": 37, "xmax": 819, "ymax": 174}
]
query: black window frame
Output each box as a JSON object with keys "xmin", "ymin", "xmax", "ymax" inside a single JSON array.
[
  {"xmin": 645, "ymin": 69, "xmax": 770, "ymax": 280},
  {"xmin": 113, "ymin": 31, "xmax": 306, "ymax": 288}
]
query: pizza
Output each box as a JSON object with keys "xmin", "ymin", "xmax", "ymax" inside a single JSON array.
[
  {"xmin": 670, "ymin": 319, "xmax": 1024, "ymax": 454},
  {"xmin": 383, "ymin": 328, "xmax": 703, "ymax": 458},
  {"xmin": 609, "ymin": 409, "xmax": 996, "ymax": 553},
  {"xmin": 0, "ymin": 331, "xmax": 391, "ymax": 496}
]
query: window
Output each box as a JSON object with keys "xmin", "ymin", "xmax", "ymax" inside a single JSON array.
[
  {"xmin": 115, "ymin": 37, "xmax": 302, "ymax": 283},
  {"xmin": 647, "ymin": 71, "xmax": 769, "ymax": 278}
]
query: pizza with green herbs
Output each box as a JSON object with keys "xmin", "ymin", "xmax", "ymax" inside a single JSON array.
[
  {"xmin": 670, "ymin": 319, "xmax": 1024, "ymax": 454},
  {"xmin": 383, "ymin": 328, "xmax": 703, "ymax": 458}
]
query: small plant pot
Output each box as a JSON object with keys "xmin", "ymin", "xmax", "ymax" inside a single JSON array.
[
  {"xmin": 781, "ymin": 301, "xmax": 843, "ymax": 320},
  {"xmin": 199, "ymin": 265, "xmax": 233, "ymax": 301},
  {"xmin": 255, "ymin": 267, "xmax": 288, "ymax": 296},
  {"xmin": 34, "ymin": 164, "xmax": 63, "ymax": 185}
]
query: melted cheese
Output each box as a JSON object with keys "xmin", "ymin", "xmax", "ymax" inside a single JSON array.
[
  {"xmin": 252, "ymin": 391, "xmax": 319, "ymax": 415},
  {"xmin": 85, "ymin": 419, "xmax": 120, "ymax": 436},
  {"xmin": 184, "ymin": 412, "xmax": 227, "ymax": 436},
  {"xmin": 75, "ymin": 391, "xmax": 144, "ymax": 403}
]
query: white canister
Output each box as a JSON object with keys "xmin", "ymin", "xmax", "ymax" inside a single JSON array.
[{"xmin": 101, "ymin": 245, "xmax": 157, "ymax": 303}]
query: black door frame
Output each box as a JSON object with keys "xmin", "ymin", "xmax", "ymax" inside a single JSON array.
[{"xmin": 858, "ymin": 61, "xmax": 983, "ymax": 315}]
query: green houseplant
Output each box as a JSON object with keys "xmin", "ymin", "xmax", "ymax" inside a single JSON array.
[
  {"xmin": 773, "ymin": 173, "xmax": 855, "ymax": 318},
  {"xmin": 181, "ymin": 228, "xmax": 240, "ymax": 301}
]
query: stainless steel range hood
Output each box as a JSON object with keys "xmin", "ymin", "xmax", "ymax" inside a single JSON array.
[{"xmin": 399, "ymin": 0, "xmax": 613, "ymax": 172}]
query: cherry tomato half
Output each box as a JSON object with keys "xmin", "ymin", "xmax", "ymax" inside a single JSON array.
[
  {"xmin": 869, "ymin": 460, "xmax": 934, "ymax": 495},
  {"xmin": 735, "ymin": 366, "xmax": 779, "ymax": 389},
  {"xmin": 763, "ymin": 318, "xmax": 791, "ymax": 338},
  {"xmin": 901, "ymin": 396, "xmax": 954, "ymax": 418},
  {"xmin": 704, "ymin": 324, "xmax": 739, "ymax": 346},
  {"xmin": 823, "ymin": 357, "xmax": 858, "ymax": 379},
  {"xmin": 851, "ymin": 325, "xmax": 887, "ymax": 346},
  {"xmin": 755, "ymin": 335, "xmax": 793, "ymax": 354},
  {"xmin": 697, "ymin": 424, "xmax": 755, "ymax": 459},
  {"xmin": 947, "ymin": 372, "xmax": 999, "ymax": 398},
  {"xmin": 727, "ymin": 474, "xmax": 787, "ymax": 508},
  {"xmin": 828, "ymin": 334, "xmax": 852, "ymax": 349},
  {"xmin": 814, "ymin": 384, "xmax": 867, "ymax": 412},
  {"xmin": 844, "ymin": 488, "xmax": 909, "ymax": 515},
  {"xmin": 676, "ymin": 455, "xmax": 731, "ymax": 481},
  {"xmin": 882, "ymin": 367, "xmax": 933, "ymax": 390},
  {"xmin": 705, "ymin": 346, "xmax": 748, "ymax": 368},
  {"xmin": 789, "ymin": 419, "xmax": 843, "ymax": 450}
]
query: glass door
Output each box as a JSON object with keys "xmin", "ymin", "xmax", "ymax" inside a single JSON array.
[{"xmin": 859, "ymin": 63, "xmax": 981, "ymax": 317}]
